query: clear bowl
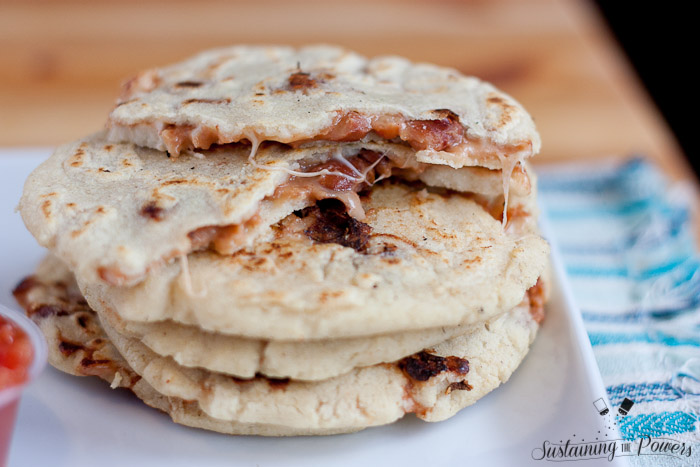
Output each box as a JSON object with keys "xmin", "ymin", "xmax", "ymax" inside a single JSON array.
[{"xmin": 0, "ymin": 304, "xmax": 48, "ymax": 465}]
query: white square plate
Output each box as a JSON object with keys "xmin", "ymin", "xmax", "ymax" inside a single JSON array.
[{"xmin": 2, "ymin": 150, "xmax": 626, "ymax": 467}]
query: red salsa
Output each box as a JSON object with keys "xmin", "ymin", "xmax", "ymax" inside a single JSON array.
[{"xmin": 0, "ymin": 315, "xmax": 33, "ymax": 390}]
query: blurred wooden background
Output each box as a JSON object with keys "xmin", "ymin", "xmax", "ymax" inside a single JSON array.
[{"xmin": 0, "ymin": 0, "xmax": 691, "ymax": 180}]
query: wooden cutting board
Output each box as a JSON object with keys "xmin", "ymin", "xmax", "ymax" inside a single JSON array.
[{"xmin": 0, "ymin": 0, "xmax": 691, "ymax": 181}]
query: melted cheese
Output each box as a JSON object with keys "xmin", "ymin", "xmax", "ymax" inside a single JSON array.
[
  {"xmin": 178, "ymin": 253, "xmax": 207, "ymax": 298},
  {"xmin": 183, "ymin": 135, "xmax": 530, "ymax": 258}
]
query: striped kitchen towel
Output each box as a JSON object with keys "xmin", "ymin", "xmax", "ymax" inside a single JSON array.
[{"xmin": 538, "ymin": 158, "xmax": 700, "ymax": 465}]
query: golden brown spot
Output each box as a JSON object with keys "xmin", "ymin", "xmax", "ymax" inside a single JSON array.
[
  {"xmin": 318, "ymin": 290, "xmax": 344, "ymax": 304},
  {"xmin": 486, "ymin": 93, "xmax": 517, "ymax": 127},
  {"xmin": 103, "ymin": 144, "xmax": 113, "ymax": 152},
  {"xmin": 149, "ymin": 188, "xmax": 176, "ymax": 202},
  {"xmin": 242, "ymin": 257, "xmax": 272, "ymax": 272},
  {"xmin": 486, "ymin": 95, "xmax": 506, "ymax": 105},
  {"xmin": 41, "ymin": 199, "xmax": 52, "ymax": 218},
  {"xmin": 161, "ymin": 179, "xmax": 188, "ymax": 186},
  {"xmin": 288, "ymin": 71, "xmax": 318, "ymax": 92},
  {"xmin": 372, "ymin": 233, "xmax": 418, "ymax": 250},
  {"xmin": 461, "ymin": 256, "xmax": 482, "ymax": 267},
  {"xmin": 425, "ymin": 226, "xmax": 457, "ymax": 241},
  {"xmin": 182, "ymin": 98, "xmax": 231, "ymax": 105},
  {"xmin": 119, "ymin": 69, "xmax": 161, "ymax": 101},
  {"xmin": 70, "ymin": 150, "xmax": 85, "ymax": 167},
  {"xmin": 175, "ymin": 81, "xmax": 204, "ymax": 88}
]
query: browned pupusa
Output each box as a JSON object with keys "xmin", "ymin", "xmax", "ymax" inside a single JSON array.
[
  {"xmin": 15, "ymin": 44, "xmax": 550, "ymax": 437},
  {"xmin": 19, "ymin": 133, "xmax": 535, "ymax": 287},
  {"xmin": 108, "ymin": 45, "xmax": 540, "ymax": 168},
  {"xmin": 13, "ymin": 253, "xmax": 544, "ymax": 435},
  {"xmin": 79, "ymin": 182, "xmax": 548, "ymax": 340}
]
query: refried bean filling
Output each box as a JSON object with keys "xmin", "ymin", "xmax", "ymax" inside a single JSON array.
[
  {"xmin": 164, "ymin": 111, "xmax": 530, "ymax": 227},
  {"xmin": 159, "ymin": 110, "xmax": 532, "ymax": 168},
  {"xmin": 186, "ymin": 149, "xmax": 530, "ymax": 257},
  {"xmin": 187, "ymin": 150, "xmax": 400, "ymax": 255}
]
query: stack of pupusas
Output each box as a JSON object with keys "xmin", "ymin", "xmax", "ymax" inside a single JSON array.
[{"xmin": 14, "ymin": 45, "xmax": 549, "ymax": 435}]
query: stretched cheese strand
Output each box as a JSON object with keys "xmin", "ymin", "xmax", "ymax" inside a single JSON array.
[
  {"xmin": 179, "ymin": 254, "xmax": 207, "ymax": 298},
  {"xmin": 245, "ymin": 132, "xmax": 528, "ymax": 228},
  {"xmin": 243, "ymin": 132, "xmax": 382, "ymax": 185},
  {"xmin": 243, "ymin": 132, "xmax": 389, "ymax": 220},
  {"xmin": 497, "ymin": 147, "xmax": 529, "ymax": 228}
]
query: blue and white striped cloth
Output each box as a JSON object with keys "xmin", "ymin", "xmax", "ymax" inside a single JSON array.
[{"xmin": 538, "ymin": 159, "xmax": 700, "ymax": 462}]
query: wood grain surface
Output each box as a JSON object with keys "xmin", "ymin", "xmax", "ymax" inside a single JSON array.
[{"xmin": 0, "ymin": 0, "xmax": 692, "ymax": 181}]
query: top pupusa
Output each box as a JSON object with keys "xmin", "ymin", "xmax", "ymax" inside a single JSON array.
[{"xmin": 107, "ymin": 44, "xmax": 540, "ymax": 171}]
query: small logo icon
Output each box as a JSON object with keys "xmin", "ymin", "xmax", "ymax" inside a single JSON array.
[
  {"xmin": 618, "ymin": 398, "xmax": 635, "ymax": 416},
  {"xmin": 593, "ymin": 398, "xmax": 609, "ymax": 415}
]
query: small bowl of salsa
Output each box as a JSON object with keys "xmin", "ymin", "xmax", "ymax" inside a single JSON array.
[{"xmin": 0, "ymin": 304, "xmax": 47, "ymax": 465}]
